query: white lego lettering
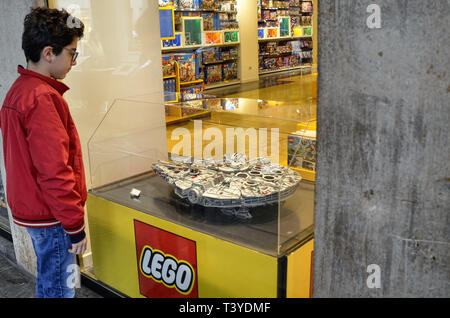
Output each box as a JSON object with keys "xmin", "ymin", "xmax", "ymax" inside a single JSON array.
[
  {"xmin": 176, "ymin": 263, "xmax": 194, "ymax": 293},
  {"xmin": 150, "ymin": 252, "xmax": 164, "ymax": 280},
  {"xmin": 140, "ymin": 246, "xmax": 194, "ymax": 294},
  {"xmin": 161, "ymin": 257, "xmax": 177, "ymax": 285}
]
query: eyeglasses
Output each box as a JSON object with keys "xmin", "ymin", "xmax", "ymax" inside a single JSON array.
[{"xmin": 63, "ymin": 47, "xmax": 79, "ymax": 63}]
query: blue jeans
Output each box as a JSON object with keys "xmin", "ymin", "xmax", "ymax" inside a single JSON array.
[{"xmin": 26, "ymin": 224, "xmax": 76, "ymax": 298}]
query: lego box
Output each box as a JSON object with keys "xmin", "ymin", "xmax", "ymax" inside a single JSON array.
[
  {"xmin": 222, "ymin": 62, "xmax": 238, "ymax": 81},
  {"xmin": 287, "ymin": 129, "xmax": 317, "ymax": 171},
  {"xmin": 175, "ymin": 53, "xmax": 199, "ymax": 82},
  {"xmin": 201, "ymin": 47, "xmax": 220, "ymax": 64},
  {"xmin": 205, "ymin": 31, "xmax": 222, "ymax": 44},
  {"xmin": 161, "ymin": 55, "xmax": 177, "ymax": 77},
  {"xmin": 204, "ymin": 64, "xmax": 223, "ymax": 84}
]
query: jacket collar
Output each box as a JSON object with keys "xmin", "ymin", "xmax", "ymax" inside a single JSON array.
[{"xmin": 18, "ymin": 65, "xmax": 70, "ymax": 96}]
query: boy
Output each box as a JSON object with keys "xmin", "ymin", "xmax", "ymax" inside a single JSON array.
[{"xmin": 0, "ymin": 7, "xmax": 86, "ymax": 298}]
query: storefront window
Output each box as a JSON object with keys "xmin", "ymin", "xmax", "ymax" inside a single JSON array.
[{"xmin": 48, "ymin": 0, "xmax": 317, "ymax": 298}]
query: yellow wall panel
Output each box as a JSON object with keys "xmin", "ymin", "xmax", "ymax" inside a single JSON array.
[{"xmin": 287, "ymin": 239, "xmax": 314, "ymax": 298}]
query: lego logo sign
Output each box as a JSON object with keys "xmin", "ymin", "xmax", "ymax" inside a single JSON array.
[
  {"xmin": 139, "ymin": 246, "xmax": 195, "ymax": 295},
  {"xmin": 134, "ymin": 220, "xmax": 198, "ymax": 298}
]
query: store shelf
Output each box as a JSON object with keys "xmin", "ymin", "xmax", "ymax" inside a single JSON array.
[
  {"xmin": 202, "ymin": 57, "xmax": 238, "ymax": 65},
  {"xmin": 162, "ymin": 42, "xmax": 240, "ymax": 52},
  {"xmin": 257, "ymin": 0, "xmax": 314, "ymax": 69},
  {"xmin": 258, "ymin": 36, "xmax": 311, "ymax": 42},
  {"xmin": 259, "ymin": 65, "xmax": 311, "ymax": 75},
  {"xmin": 174, "ymin": 9, "xmax": 238, "ymax": 14},
  {"xmin": 204, "ymin": 79, "xmax": 241, "ymax": 90},
  {"xmin": 180, "ymin": 79, "xmax": 204, "ymax": 86}
]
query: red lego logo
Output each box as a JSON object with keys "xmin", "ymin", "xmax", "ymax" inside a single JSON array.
[{"xmin": 134, "ymin": 220, "xmax": 198, "ymax": 298}]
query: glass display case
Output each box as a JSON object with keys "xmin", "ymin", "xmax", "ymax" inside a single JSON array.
[
  {"xmin": 88, "ymin": 97, "xmax": 314, "ymax": 256},
  {"xmin": 86, "ymin": 96, "xmax": 315, "ymax": 297}
]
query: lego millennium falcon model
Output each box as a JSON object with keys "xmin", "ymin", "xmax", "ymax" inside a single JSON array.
[{"xmin": 152, "ymin": 154, "xmax": 302, "ymax": 219}]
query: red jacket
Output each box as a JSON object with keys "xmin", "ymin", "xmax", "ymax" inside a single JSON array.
[{"xmin": 1, "ymin": 66, "xmax": 86, "ymax": 243}]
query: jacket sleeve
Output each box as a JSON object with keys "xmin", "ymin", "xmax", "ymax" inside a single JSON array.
[{"xmin": 25, "ymin": 93, "xmax": 85, "ymax": 244}]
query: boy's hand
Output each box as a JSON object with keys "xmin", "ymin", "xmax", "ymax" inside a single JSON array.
[{"xmin": 68, "ymin": 237, "xmax": 87, "ymax": 255}]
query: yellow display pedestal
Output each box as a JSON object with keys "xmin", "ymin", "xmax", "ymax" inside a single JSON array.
[
  {"xmin": 287, "ymin": 239, "xmax": 314, "ymax": 298},
  {"xmin": 87, "ymin": 194, "xmax": 313, "ymax": 298}
]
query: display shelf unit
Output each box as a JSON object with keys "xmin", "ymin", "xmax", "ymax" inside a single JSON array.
[
  {"xmin": 163, "ymin": 59, "xmax": 213, "ymax": 124},
  {"xmin": 162, "ymin": 42, "xmax": 241, "ymax": 93},
  {"xmin": 257, "ymin": 0, "xmax": 314, "ymax": 75},
  {"xmin": 258, "ymin": 38, "xmax": 312, "ymax": 74},
  {"xmin": 163, "ymin": 59, "xmax": 181, "ymax": 104},
  {"xmin": 159, "ymin": 1, "xmax": 241, "ymax": 96},
  {"xmin": 163, "ymin": 58, "xmax": 206, "ymax": 96}
]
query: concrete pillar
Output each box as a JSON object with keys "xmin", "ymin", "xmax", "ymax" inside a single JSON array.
[
  {"xmin": 314, "ymin": 0, "xmax": 449, "ymax": 297},
  {"xmin": 237, "ymin": 0, "xmax": 259, "ymax": 83},
  {"xmin": 0, "ymin": 0, "xmax": 40, "ymax": 276}
]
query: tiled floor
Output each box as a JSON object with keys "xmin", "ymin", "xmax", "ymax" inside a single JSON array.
[{"xmin": 0, "ymin": 248, "xmax": 35, "ymax": 298}]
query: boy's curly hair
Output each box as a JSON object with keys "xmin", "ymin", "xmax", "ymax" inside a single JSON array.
[{"xmin": 22, "ymin": 7, "xmax": 84, "ymax": 63}]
